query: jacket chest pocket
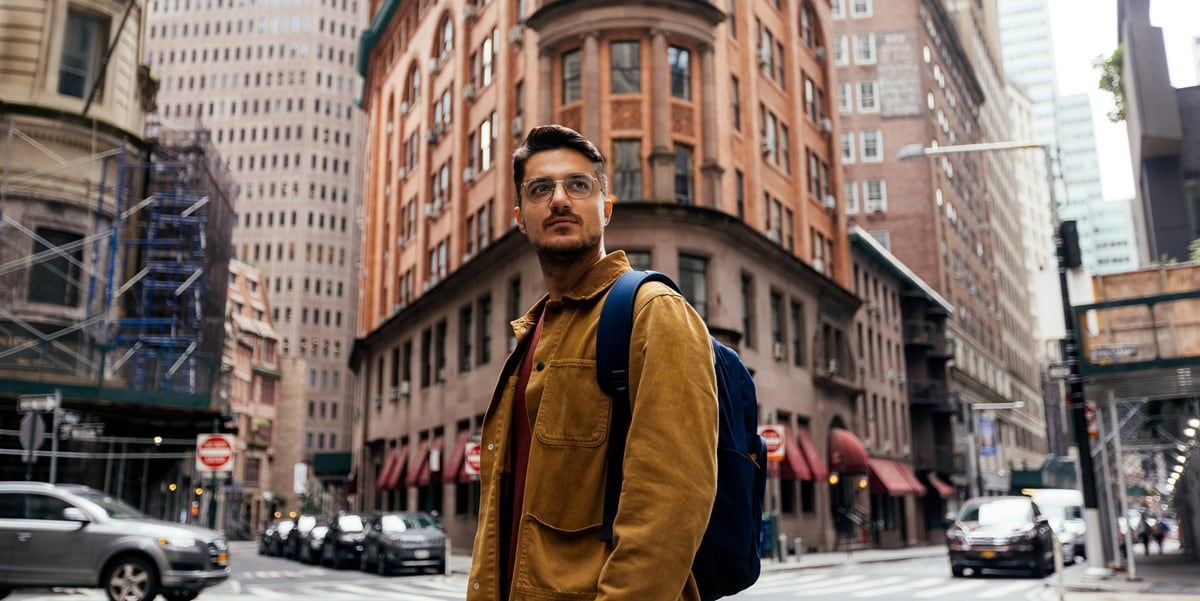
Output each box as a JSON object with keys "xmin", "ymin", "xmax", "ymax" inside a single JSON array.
[{"xmin": 533, "ymin": 360, "xmax": 610, "ymax": 447}]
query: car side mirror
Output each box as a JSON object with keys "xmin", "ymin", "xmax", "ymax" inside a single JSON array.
[{"xmin": 62, "ymin": 507, "xmax": 91, "ymax": 524}]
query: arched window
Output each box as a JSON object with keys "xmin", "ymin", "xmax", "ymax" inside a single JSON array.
[
  {"xmin": 405, "ymin": 63, "xmax": 420, "ymax": 107},
  {"xmin": 438, "ymin": 17, "xmax": 454, "ymax": 58}
]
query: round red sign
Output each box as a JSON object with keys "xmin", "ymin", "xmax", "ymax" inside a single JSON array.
[
  {"xmin": 465, "ymin": 442, "xmax": 482, "ymax": 475},
  {"xmin": 760, "ymin": 427, "xmax": 783, "ymax": 454},
  {"xmin": 197, "ymin": 435, "xmax": 234, "ymax": 470}
]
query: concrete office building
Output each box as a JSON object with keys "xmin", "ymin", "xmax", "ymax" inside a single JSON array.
[
  {"xmin": 1118, "ymin": 0, "xmax": 1200, "ymax": 263},
  {"xmin": 352, "ymin": 0, "xmax": 883, "ymax": 553},
  {"xmin": 145, "ymin": 0, "xmax": 368, "ymax": 508}
]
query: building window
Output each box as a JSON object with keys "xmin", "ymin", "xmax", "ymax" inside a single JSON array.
[
  {"xmin": 857, "ymin": 80, "xmax": 878, "ymax": 112},
  {"xmin": 59, "ymin": 8, "xmax": 109, "ymax": 99},
  {"xmin": 668, "ymin": 46, "xmax": 691, "ymax": 99},
  {"xmin": 478, "ymin": 294, "xmax": 492, "ymax": 365},
  {"xmin": 770, "ymin": 290, "xmax": 785, "ymax": 354},
  {"xmin": 459, "ymin": 304, "xmax": 473, "ymax": 373},
  {"xmin": 845, "ymin": 180, "xmax": 859, "ymax": 214},
  {"xmin": 562, "ymin": 49, "xmax": 581, "ymax": 103},
  {"xmin": 674, "ymin": 144, "xmax": 694, "ymax": 205},
  {"xmin": 853, "ymin": 33, "xmax": 876, "ymax": 64},
  {"xmin": 860, "ymin": 129, "xmax": 883, "ymax": 162},
  {"xmin": 438, "ymin": 17, "xmax": 454, "ymax": 57},
  {"xmin": 740, "ymin": 273, "xmax": 755, "ymax": 348},
  {"xmin": 735, "ymin": 169, "xmax": 746, "ymax": 220},
  {"xmin": 731, "ymin": 76, "xmax": 742, "ymax": 131},
  {"xmin": 831, "ymin": 0, "xmax": 845, "ymax": 19},
  {"xmin": 420, "ymin": 327, "xmax": 432, "ymax": 387},
  {"xmin": 612, "ymin": 139, "xmax": 642, "ymax": 202},
  {"xmin": 865, "ymin": 179, "xmax": 887, "ymax": 212},
  {"xmin": 610, "ymin": 41, "xmax": 640, "ymax": 93},
  {"xmin": 27, "ymin": 228, "xmax": 83, "ymax": 306},
  {"xmin": 838, "ymin": 82, "xmax": 852, "ymax": 114},
  {"xmin": 678, "ymin": 254, "xmax": 708, "ymax": 320},
  {"xmin": 790, "ymin": 300, "xmax": 806, "ymax": 367},
  {"xmin": 406, "ymin": 64, "xmax": 420, "ymax": 106},
  {"xmin": 627, "ymin": 250, "xmax": 652, "ymax": 271},
  {"xmin": 481, "ymin": 28, "xmax": 496, "ymax": 86},
  {"xmin": 840, "ymin": 131, "xmax": 856, "ymax": 163},
  {"xmin": 850, "ymin": 0, "xmax": 872, "ymax": 18},
  {"xmin": 801, "ymin": 4, "xmax": 813, "ymax": 47}
]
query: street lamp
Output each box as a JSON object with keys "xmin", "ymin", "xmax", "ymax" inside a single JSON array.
[{"xmin": 899, "ymin": 140, "xmax": 1105, "ymax": 572}]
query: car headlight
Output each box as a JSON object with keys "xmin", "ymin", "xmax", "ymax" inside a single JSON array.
[{"xmin": 158, "ymin": 536, "xmax": 197, "ymax": 549}]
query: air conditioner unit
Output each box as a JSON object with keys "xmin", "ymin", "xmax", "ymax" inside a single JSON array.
[
  {"xmin": 511, "ymin": 115, "xmax": 525, "ymax": 137},
  {"xmin": 433, "ymin": 121, "xmax": 447, "ymax": 136},
  {"xmin": 391, "ymin": 303, "xmax": 401, "ymax": 315},
  {"xmin": 389, "ymin": 387, "xmax": 400, "ymax": 401},
  {"xmin": 900, "ymin": 443, "xmax": 911, "ymax": 456},
  {"xmin": 823, "ymin": 194, "xmax": 837, "ymax": 209},
  {"xmin": 887, "ymin": 368, "xmax": 896, "ymax": 381},
  {"xmin": 760, "ymin": 139, "xmax": 775, "ymax": 155},
  {"xmin": 772, "ymin": 342, "xmax": 786, "ymax": 361},
  {"xmin": 508, "ymin": 25, "xmax": 524, "ymax": 45},
  {"xmin": 423, "ymin": 203, "xmax": 438, "ymax": 218},
  {"xmin": 464, "ymin": 4, "xmax": 479, "ymax": 20},
  {"xmin": 384, "ymin": 185, "xmax": 391, "ymax": 196},
  {"xmin": 426, "ymin": 130, "xmax": 440, "ymax": 144},
  {"xmin": 400, "ymin": 101, "xmax": 410, "ymax": 114},
  {"xmin": 765, "ymin": 230, "xmax": 780, "ymax": 244},
  {"xmin": 428, "ymin": 57, "xmax": 441, "ymax": 74},
  {"xmin": 757, "ymin": 46, "xmax": 771, "ymax": 67},
  {"xmin": 436, "ymin": 367, "xmax": 445, "ymax": 382},
  {"xmin": 882, "ymin": 440, "xmax": 893, "ymax": 453},
  {"xmin": 397, "ymin": 167, "xmax": 408, "ymax": 180},
  {"xmin": 863, "ymin": 437, "xmax": 874, "ymax": 450},
  {"xmin": 463, "ymin": 167, "xmax": 476, "ymax": 183},
  {"xmin": 373, "ymin": 395, "xmax": 382, "ymax": 409},
  {"xmin": 463, "ymin": 251, "xmax": 473, "ymax": 262},
  {"xmin": 385, "ymin": 121, "xmax": 394, "ymax": 134},
  {"xmin": 826, "ymin": 358, "xmax": 839, "ymax": 375},
  {"xmin": 820, "ymin": 117, "xmax": 833, "ymax": 133},
  {"xmin": 463, "ymin": 83, "xmax": 477, "ymax": 101},
  {"xmin": 814, "ymin": 46, "xmax": 826, "ymax": 61},
  {"xmin": 399, "ymin": 380, "xmax": 411, "ymax": 396}
]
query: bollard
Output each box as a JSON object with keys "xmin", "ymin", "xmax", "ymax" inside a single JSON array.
[
  {"xmin": 777, "ymin": 533, "xmax": 787, "ymax": 562},
  {"xmin": 794, "ymin": 537, "xmax": 803, "ymax": 562},
  {"xmin": 445, "ymin": 539, "xmax": 452, "ymax": 576}
]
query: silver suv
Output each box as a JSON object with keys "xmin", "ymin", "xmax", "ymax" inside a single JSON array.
[{"xmin": 0, "ymin": 481, "xmax": 230, "ymax": 601}]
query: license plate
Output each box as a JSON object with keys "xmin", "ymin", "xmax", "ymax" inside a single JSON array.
[
  {"xmin": 980, "ymin": 550, "xmax": 997, "ymax": 559},
  {"xmin": 414, "ymin": 549, "xmax": 430, "ymax": 559},
  {"xmin": 217, "ymin": 553, "xmax": 228, "ymax": 566}
]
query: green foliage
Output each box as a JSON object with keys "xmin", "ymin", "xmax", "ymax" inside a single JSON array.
[
  {"xmin": 1189, "ymin": 238, "xmax": 1200, "ymax": 263},
  {"xmin": 297, "ymin": 486, "xmax": 328, "ymax": 515},
  {"xmin": 1094, "ymin": 45, "xmax": 1126, "ymax": 123}
]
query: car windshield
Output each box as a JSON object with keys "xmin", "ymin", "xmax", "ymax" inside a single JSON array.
[
  {"xmin": 73, "ymin": 489, "xmax": 149, "ymax": 519},
  {"xmin": 960, "ymin": 499, "xmax": 1033, "ymax": 525},
  {"xmin": 337, "ymin": 515, "xmax": 364, "ymax": 532},
  {"xmin": 380, "ymin": 513, "xmax": 439, "ymax": 531}
]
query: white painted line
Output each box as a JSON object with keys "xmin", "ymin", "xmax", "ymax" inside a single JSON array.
[
  {"xmin": 792, "ymin": 575, "xmax": 905, "ymax": 596},
  {"xmin": 975, "ymin": 579, "xmax": 1040, "ymax": 598},
  {"xmin": 910, "ymin": 579, "xmax": 986, "ymax": 598},
  {"xmin": 852, "ymin": 577, "xmax": 944, "ymax": 598}
]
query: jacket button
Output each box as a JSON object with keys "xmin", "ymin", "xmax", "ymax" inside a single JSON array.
[
  {"xmin": 487, "ymin": 443, "xmax": 494, "ymax": 451},
  {"xmin": 473, "ymin": 582, "xmax": 480, "ymax": 591},
  {"xmin": 536, "ymin": 361, "xmax": 544, "ymax": 371}
]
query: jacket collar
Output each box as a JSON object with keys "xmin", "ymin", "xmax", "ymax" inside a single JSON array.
[{"xmin": 510, "ymin": 251, "xmax": 631, "ymax": 333}]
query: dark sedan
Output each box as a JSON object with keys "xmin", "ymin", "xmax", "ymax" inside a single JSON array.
[
  {"xmin": 946, "ymin": 496, "xmax": 1056, "ymax": 578},
  {"xmin": 359, "ymin": 512, "xmax": 447, "ymax": 575},
  {"xmin": 320, "ymin": 513, "xmax": 366, "ymax": 569}
]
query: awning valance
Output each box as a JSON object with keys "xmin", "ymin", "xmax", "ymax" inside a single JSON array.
[
  {"xmin": 827, "ymin": 428, "xmax": 870, "ymax": 475},
  {"xmin": 375, "ymin": 450, "xmax": 398, "ymax": 490},
  {"xmin": 780, "ymin": 426, "xmax": 813, "ymax": 481},
  {"xmin": 796, "ymin": 426, "xmax": 827, "ymax": 481},
  {"xmin": 405, "ymin": 440, "xmax": 430, "ymax": 488},
  {"xmin": 443, "ymin": 431, "xmax": 473, "ymax": 484},
  {"xmin": 927, "ymin": 472, "xmax": 957, "ymax": 499},
  {"xmin": 381, "ymin": 446, "xmax": 408, "ymax": 490},
  {"xmin": 868, "ymin": 458, "xmax": 925, "ymax": 496}
]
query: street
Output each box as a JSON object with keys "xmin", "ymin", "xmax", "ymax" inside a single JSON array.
[{"xmin": 8, "ymin": 543, "xmax": 1082, "ymax": 601}]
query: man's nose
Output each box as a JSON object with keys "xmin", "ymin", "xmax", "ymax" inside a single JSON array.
[{"xmin": 548, "ymin": 180, "xmax": 572, "ymax": 205}]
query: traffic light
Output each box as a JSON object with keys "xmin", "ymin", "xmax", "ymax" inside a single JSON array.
[{"xmin": 1059, "ymin": 221, "xmax": 1082, "ymax": 268}]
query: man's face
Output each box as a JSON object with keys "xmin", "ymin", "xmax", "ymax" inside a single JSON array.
[{"xmin": 514, "ymin": 147, "xmax": 612, "ymax": 266}]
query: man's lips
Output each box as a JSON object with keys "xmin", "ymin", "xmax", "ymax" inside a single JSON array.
[{"xmin": 545, "ymin": 217, "xmax": 579, "ymax": 228}]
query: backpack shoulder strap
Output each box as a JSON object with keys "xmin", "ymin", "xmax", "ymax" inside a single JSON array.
[{"xmin": 597, "ymin": 270, "xmax": 679, "ymax": 543}]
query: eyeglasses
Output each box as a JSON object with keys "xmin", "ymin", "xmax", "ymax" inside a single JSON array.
[{"xmin": 520, "ymin": 174, "xmax": 598, "ymax": 204}]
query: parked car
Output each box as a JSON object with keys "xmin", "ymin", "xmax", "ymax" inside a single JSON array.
[
  {"xmin": 359, "ymin": 511, "xmax": 447, "ymax": 575},
  {"xmin": 297, "ymin": 516, "xmax": 331, "ymax": 564},
  {"xmin": 320, "ymin": 513, "xmax": 366, "ymax": 569},
  {"xmin": 286, "ymin": 515, "xmax": 326, "ymax": 560},
  {"xmin": 1026, "ymin": 488, "xmax": 1086, "ymax": 561},
  {"xmin": 946, "ymin": 495, "xmax": 1056, "ymax": 578},
  {"xmin": 0, "ymin": 481, "xmax": 229, "ymax": 601},
  {"xmin": 258, "ymin": 520, "xmax": 279, "ymax": 555},
  {"xmin": 266, "ymin": 518, "xmax": 295, "ymax": 557}
]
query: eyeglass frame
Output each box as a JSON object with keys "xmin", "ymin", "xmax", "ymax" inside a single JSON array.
[{"xmin": 518, "ymin": 173, "xmax": 601, "ymax": 204}]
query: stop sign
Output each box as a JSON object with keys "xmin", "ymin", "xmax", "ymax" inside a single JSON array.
[
  {"xmin": 195, "ymin": 434, "xmax": 235, "ymax": 473},
  {"xmin": 758, "ymin": 425, "xmax": 785, "ymax": 462},
  {"xmin": 464, "ymin": 441, "xmax": 482, "ymax": 476}
]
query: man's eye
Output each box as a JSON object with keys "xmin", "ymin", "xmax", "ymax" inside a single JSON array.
[
  {"xmin": 566, "ymin": 178, "xmax": 592, "ymax": 193},
  {"xmin": 528, "ymin": 181, "xmax": 553, "ymax": 195}
]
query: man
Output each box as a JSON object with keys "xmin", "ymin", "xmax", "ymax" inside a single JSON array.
[{"xmin": 467, "ymin": 125, "xmax": 719, "ymax": 601}]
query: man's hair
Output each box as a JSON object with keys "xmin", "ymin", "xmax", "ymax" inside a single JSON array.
[{"xmin": 512, "ymin": 124, "xmax": 608, "ymax": 204}]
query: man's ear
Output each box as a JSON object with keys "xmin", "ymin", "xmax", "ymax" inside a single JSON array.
[
  {"xmin": 603, "ymin": 194, "xmax": 614, "ymax": 225},
  {"xmin": 513, "ymin": 205, "xmax": 526, "ymax": 234}
]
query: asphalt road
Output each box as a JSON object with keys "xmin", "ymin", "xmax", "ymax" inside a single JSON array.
[{"xmin": 8, "ymin": 543, "xmax": 1079, "ymax": 601}]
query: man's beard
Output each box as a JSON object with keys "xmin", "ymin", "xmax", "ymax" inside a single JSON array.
[{"xmin": 532, "ymin": 232, "xmax": 602, "ymax": 273}]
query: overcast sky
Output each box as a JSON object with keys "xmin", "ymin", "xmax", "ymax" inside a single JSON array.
[{"xmin": 1046, "ymin": 0, "xmax": 1200, "ymax": 201}]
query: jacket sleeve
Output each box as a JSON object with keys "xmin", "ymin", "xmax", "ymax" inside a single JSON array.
[{"xmin": 596, "ymin": 287, "xmax": 719, "ymax": 600}]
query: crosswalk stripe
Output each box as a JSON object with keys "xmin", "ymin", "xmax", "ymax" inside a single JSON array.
[
  {"xmin": 242, "ymin": 584, "xmax": 294, "ymax": 598},
  {"xmin": 389, "ymin": 581, "xmax": 466, "ymax": 599},
  {"xmin": 796, "ymin": 575, "xmax": 905, "ymax": 596},
  {"xmin": 910, "ymin": 579, "xmax": 985, "ymax": 598},
  {"xmin": 330, "ymin": 583, "xmax": 392, "ymax": 596},
  {"xmin": 749, "ymin": 574, "xmax": 866, "ymax": 595},
  {"xmin": 742, "ymin": 572, "xmax": 837, "ymax": 594},
  {"xmin": 852, "ymin": 577, "xmax": 944, "ymax": 598},
  {"xmin": 974, "ymin": 580, "xmax": 1040, "ymax": 598}
]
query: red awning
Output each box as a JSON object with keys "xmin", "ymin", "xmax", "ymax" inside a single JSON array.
[
  {"xmin": 382, "ymin": 446, "xmax": 408, "ymax": 490},
  {"xmin": 869, "ymin": 458, "xmax": 920, "ymax": 496},
  {"xmin": 375, "ymin": 450, "xmax": 397, "ymax": 490},
  {"xmin": 795, "ymin": 426, "xmax": 827, "ymax": 481},
  {"xmin": 827, "ymin": 428, "xmax": 870, "ymax": 475},
  {"xmin": 443, "ymin": 431, "xmax": 472, "ymax": 484},
  {"xmin": 927, "ymin": 472, "xmax": 957, "ymax": 499},
  {"xmin": 405, "ymin": 440, "xmax": 430, "ymax": 488},
  {"xmin": 894, "ymin": 462, "xmax": 926, "ymax": 496},
  {"xmin": 779, "ymin": 427, "xmax": 813, "ymax": 481}
]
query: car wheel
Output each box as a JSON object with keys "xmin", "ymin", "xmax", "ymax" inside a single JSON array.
[
  {"xmin": 1031, "ymin": 554, "xmax": 1048, "ymax": 578},
  {"xmin": 376, "ymin": 555, "xmax": 388, "ymax": 576},
  {"xmin": 951, "ymin": 564, "xmax": 965, "ymax": 578},
  {"xmin": 162, "ymin": 591, "xmax": 200, "ymax": 601},
  {"xmin": 0, "ymin": 587, "xmax": 11, "ymax": 599},
  {"xmin": 105, "ymin": 556, "xmax": 159, "ymax": 601},
  {"xmin": 436, "ymin": 559, "xmax": 446, "ymax": 574}
]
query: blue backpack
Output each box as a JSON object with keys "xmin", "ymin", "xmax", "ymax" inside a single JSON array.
[{"xmin": 596, "ymin": 270, "xmax": 766, "ymax": 601}]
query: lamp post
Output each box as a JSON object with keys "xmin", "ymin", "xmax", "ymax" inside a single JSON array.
[{"xmin": 898, "ymin": 141, "xmax": 1104, "ymax": 572}]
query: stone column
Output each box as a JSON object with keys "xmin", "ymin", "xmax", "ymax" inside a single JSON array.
[
  {"xmin": 649, "ymin": 30, "xmax": 675, "ymax": 202},
  {"xmin": 698, "ymin": 43, "xmax": 723, "ymax": 208},
  {"xmin": 582, "ymin": 33, "xmax": 601, "ymax": 141}
]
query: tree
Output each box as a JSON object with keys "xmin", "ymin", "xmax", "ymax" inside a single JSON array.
[{"xmin": 1094, "ymin": 45, "xmax": 1125, "ymax": 123}]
